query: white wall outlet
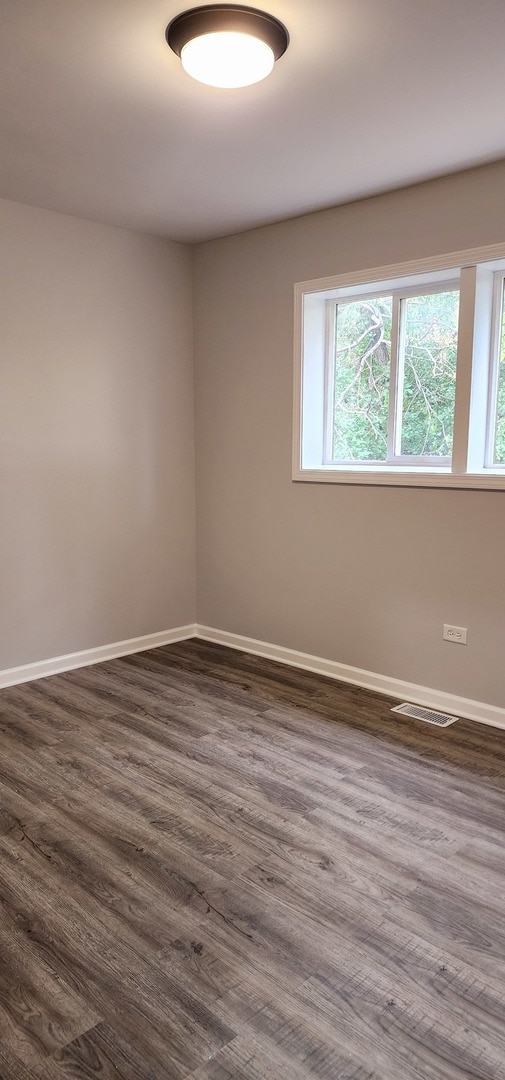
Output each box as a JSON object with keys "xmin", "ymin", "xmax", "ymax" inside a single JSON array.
[{"xmin": 443, "ymin": 624, "xmax": 468, "ymax": 645}]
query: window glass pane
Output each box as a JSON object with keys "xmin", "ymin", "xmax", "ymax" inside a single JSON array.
[
  {"xmin": 493, "ymin": 282, "xmax": 505, "ymax": 465},
  {"xmin": 332, "ymin": 296, "xmax": 392, "ymax": 461},
  {"xmin": 399, "ymin": 290, "xmax": 459, "ymax": 457}
]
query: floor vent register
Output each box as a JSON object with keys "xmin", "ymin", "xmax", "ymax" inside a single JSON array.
[{"xmin": 391, "ymin": 703, "xmax": 459, "ymax": 727}]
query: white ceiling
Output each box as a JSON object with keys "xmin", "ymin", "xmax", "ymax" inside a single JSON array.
[{"xmin": 1, "ymin": 1, "xmax": 505, "ymax": 243}]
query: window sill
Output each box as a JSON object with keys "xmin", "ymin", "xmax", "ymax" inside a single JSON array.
[{"xmin": 293, "ymin": 467, "xmax": 505, "ymax": 490}]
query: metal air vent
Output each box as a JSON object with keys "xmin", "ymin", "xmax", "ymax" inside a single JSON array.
[{"xmin": 391, "ymin": 703, "xmax": 458, "ymax": 727}]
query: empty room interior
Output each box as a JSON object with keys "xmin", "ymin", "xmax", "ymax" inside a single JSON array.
[{"xmin": 1, "ymin": 2, "xmax": 505, "ymax": 1078}]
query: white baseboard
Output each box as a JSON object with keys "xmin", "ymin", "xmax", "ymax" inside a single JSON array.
[
  {"xmin": 196, "ymin": 625, "xmax": 505, "ymax": 731},
  {"xmin": 0, "ymin": 624, "xmax": 197, "ymax": 689},
  {"xmin": 2, "ymin": 620, "xmax": 503, "ymax": 732}
]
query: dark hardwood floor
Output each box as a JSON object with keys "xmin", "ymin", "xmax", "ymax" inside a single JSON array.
[{"xmin": 0, "ymin": 638, "xmax": 504, "ymax": 1079}]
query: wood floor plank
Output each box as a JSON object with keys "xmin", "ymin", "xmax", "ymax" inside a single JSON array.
[
  {"xmin": 0, "ymin": 639, "xmax": 504, "ymax": 1078},
  {"xmin": 33, "ymin": 1021, "xmax": 165, "ymax": 1079},
  {"xmin": 0, "ymin": 1043, "xmax": 39, "ymax": 1080},
  {"xmin": 0, "ymin": 838, "xmax": 235, "ymax": 1076},
  {"xmin": 294, "ymin": 961, "xmax": 504, "ymax": 1079},
  {"xmin": 0, "ymin": 899, "xmax": 101, "ymax": 1067},
  {"xmin": 188, "ymin": 1031, "xmax": 374, "ymax": 1080}
]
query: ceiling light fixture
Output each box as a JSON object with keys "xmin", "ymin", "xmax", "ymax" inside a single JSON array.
[{"xmin": 166, "ymin": 5, "xmax": 289, "ymax": 89}]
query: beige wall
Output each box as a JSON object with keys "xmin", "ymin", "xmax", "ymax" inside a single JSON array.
[
  {"xmin": 193, "ymin": 162, "xmax": 505, "ymax": 707},
  {"xmin": 0, "ymin": 198, "xmax": 195, "ymax": 669}
]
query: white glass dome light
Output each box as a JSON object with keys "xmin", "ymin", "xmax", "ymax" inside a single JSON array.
[
  {"xmin": 166, "ymin": 5, "xmax": 289, "ymax": 90},
  {"xmin": 181, "ymin": 31, "xmax": 274, "ymax": 89}
]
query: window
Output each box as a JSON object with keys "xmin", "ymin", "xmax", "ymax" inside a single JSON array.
[
  {"xmin": 329, "ymin": 285, "xmax": 459, "ymax": 466},
  {"xmin": 294, "ymin": 246, "xmax": 505, "ymax": 488}
]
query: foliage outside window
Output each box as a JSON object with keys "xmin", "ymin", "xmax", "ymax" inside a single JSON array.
[{"xmin": 294, "ymin": 249, "xmax": 505, "ymax": 488}]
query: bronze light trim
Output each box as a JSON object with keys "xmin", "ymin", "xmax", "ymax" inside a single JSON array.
[{"xmin": 166, "ymin": 5, "xmax": 289, "ymax": 64}]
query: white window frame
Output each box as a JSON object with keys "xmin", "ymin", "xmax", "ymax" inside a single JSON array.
[
  {"xmin": 293, "ymin": 242, "xmax": 505, "ymax": 489},
  {"xmin": 485, "ymin": 272, "xmax": 505, "ymax": 469}
]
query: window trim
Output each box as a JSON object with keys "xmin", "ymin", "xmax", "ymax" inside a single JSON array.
[
  {"xmin": 293, "ymin": 241, "xmax": 505, "ymax": 489},
  {"xmin": 485, "ymin": 272, "xmax": 505, "ymax": 469}
]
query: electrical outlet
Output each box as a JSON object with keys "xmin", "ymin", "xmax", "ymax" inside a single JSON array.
[{"xmin": 443, "ymin": 624, "xmax": 467, "ymax": 645}]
